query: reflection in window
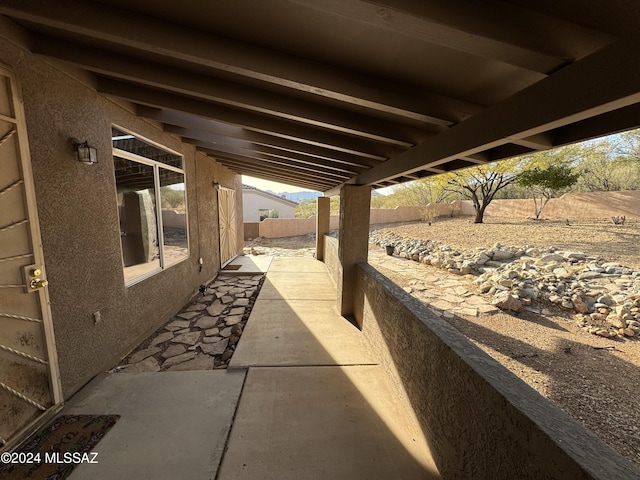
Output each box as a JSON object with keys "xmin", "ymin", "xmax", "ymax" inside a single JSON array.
[
  {"xmin": 160, "ymin": 170, "xmax": 188, "ymax": 267},
  {"xmin": 112, "ymin": 128, "xmax": 188, "ymax": 285},
  {"xmin": 115, "ymin": 157, "xmax": 160, "ymax": 282},
  {"xmin": 259, "ymin": 209, "xmax": 279, "ymax": 221}
]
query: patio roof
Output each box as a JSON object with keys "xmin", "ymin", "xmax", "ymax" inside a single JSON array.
[{"xmin": 2, "ymin": 0, "xmax": 640, "ymax": 193}]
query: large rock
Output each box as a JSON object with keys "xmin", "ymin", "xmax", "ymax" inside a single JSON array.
[
  {"xmin": 492, "ymin": 249, "xmax": 514, "ymax": 262},
  {"xmin": 606, "ymin": 313, "xmax": 626, "ymax": 329},
  {"xmin": 491, "ymin": 292, "xmax": 522, "ymax": 311},
  {"xmin": 538, "ymin": 253, "xmax": 565, "ymax": 264},
  {"xmin": 571, "ymin": 294, "xmax": 590, "ymax": 314}
]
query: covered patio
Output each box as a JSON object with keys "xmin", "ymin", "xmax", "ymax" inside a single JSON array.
[
  {"xmin": 1, "ymin": 1, "xmax": 640, "ymax": 478},
  {"xmin": 64, "ymin": 257, "xmax": 439, "ymax": 479}
]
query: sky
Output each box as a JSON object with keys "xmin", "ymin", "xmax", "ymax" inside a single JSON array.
[
  {"xmin": 241, "ymin": 175, "xmax": 317, "ymax": 193},
  {"xmin": 241, "ymin": 175, "xmax": 391, "ymax": 195}
]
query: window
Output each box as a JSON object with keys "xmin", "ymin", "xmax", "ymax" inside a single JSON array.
[
  {"xmin": 259, "ymin": 209, "xmax": 279, "ymax": 221},
  {"xmin": 112, "ymin": 127, "xmax": 188, "ymax": 285}
]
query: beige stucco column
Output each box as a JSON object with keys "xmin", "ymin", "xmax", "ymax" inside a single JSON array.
[
  {"xmin": 337, "ymin": 185, "xmax": 371, "ymax": 319},
  {"xmin": 315, "ymin": 196, "xmax": 330, "ymax": 261}
]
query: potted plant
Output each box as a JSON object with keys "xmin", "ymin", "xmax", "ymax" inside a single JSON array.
[{"xmin": 385, "ymin": 245, "xmax": 395, "ymax": 256}]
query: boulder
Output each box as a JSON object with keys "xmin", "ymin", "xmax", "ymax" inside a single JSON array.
[{"xmin": 491, "ymin": 292, "xmax": 522, "ymax": 311}]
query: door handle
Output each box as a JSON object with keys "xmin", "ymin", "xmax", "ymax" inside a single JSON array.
[{"xmin": 30, "ymin": 278, "xmax": 48, "ymax": 290}]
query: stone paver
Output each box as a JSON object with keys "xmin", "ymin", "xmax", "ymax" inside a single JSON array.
[
  {"xmin": 150, "ymin": 331, "xmax": 175, "ymax": 347},
  {"xmin": 162, "ymin": 344, "xmax": 186, "ymax": 359},
  {"xmin": 368, "ymin": 248, "xmax": 499, "ymax": 318},
  {"xmin": 119, "ymin": 273, "xmax": 265, "ymax": 372},
  {"xmin": 129, "ymin": 347, "xmax": 162, "ymax": 364}
]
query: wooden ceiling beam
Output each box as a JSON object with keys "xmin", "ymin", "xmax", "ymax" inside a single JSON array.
[
  {"xmin": 289, "ymin": 0, "xmax": 598, "ymax": 73},
  {"xmin": 159, "ymin": 122, "xmax": 382, "ymax": 169},
  {"xmin": 139, "ymin": 106, "xmax": 381, "ymax": 168},
  {"xmin": 97, "ymin": 78, "xmax": 402, "ymax": 160},
  {"xmin": 32, "ymin": 36, "xmax": 432, "ymax": 146},
  {"xmin": 206, "ymin": 154, "xmax": 336, "ymax": 190},
  {"xmin": 0, "ymin": 0, "xmax": 480, "ymax": 124},
  {"xmin": 187, "ymin": 136, "xmax": 366, "ymax": 175},
  {"xmin": 357, "ymin": 39, "xmax": 640, "ymax": 185},
  {"xmin": 186, "ymin": 140, "xmax": 353, "ymax": 181}
]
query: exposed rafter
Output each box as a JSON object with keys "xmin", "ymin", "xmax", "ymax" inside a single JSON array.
[
  {"xmin": 97, "ymin": 78, "xmax": 402, "ymax": 160},
  {"xmin": 0, "ymin": 0, "xmax": 480, "ymax": 125},
  {"xmin": 357, "ymin": 39, "xmax": 640, "ymax": 185},
  {"xmin": 0, "ymin": 0, "xmax": 636, "ymax": 194},
  {"xmin": 289, "ymin": 0, "xmax": 600, "ymax": 73},
  {"xmin": 32, "ymin": 36, "xmax": 435, "ymax": 146},
  {"xmin": 162, "ymin": 123, "xmax": 381, "ymax": 170}
]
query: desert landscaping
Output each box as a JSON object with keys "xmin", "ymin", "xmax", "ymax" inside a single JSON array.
[{"xmin": 246, "ymin": 215, "xmax": 640, "ymax": 469}]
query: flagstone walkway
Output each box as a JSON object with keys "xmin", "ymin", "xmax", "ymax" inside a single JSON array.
[
  {"xmin": 367, "ymin": 246, "xmax": 499, "ymax": 318},
  {"xmin": 117, "ymin": 274, "xmax": 265, "ymax": 373}
]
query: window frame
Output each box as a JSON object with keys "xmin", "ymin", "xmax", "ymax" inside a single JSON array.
[{"xmin": 112, "ymin": 125, "xmax": 189, "ymax": 287}]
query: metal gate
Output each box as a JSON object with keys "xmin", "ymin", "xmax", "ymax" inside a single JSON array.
[
  {"xmin": 0, "ymin": 67, "xmax": 62, "ymax": 450},
  {"xmin": 217, "ymin": 187, "xmax": 238, "ymax": 267}
]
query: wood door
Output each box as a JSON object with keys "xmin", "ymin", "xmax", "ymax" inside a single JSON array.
[
  {"xmin": 0, "ymin": 67, "xmax": 62, "ymax": 451},
  {"xmin": 217, "ymin": 187, "xmax": 237, "ymax": 266}
]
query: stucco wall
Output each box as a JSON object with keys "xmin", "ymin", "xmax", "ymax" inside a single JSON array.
[
  {"xmin": 322, "ymin": 235, "xmax": 340, "ymax": 287},
  {"xmin": 354, "ymin": 263, "xmax": 638, "ymax": 480},
  {"xmin": 461, "ymin": 191, "xmax": 640, "ymax": 220},
  {"xmin": 242, "ymin": 190, "xmax": 296, "ymax": 221},
  {"xmin": 0, "ymin": 32, "xmax": 242, "ymax": 397},
  {"xmin": 244, "ymin": 222, "xmax": 260, "ymax": 240},
  {"xmin": 161, "ymin": 209, "xmax": 187, "ymax": 229},
  {"xmin": 251, "ymin": 203, "xmax": 461, "ymax": 238}
]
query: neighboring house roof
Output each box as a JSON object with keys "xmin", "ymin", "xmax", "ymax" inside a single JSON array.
[{"xmin": 242, "ymin": 185, "xmax": 298, "ymax": 207}]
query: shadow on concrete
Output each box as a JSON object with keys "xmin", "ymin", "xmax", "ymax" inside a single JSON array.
[
  {"xmin": 356, "ymin": 263, "xmax": 640, "ymax": 480},
  {"xmin": 220, "ymin": 258, "xmax": 440, "ymax": 479}
]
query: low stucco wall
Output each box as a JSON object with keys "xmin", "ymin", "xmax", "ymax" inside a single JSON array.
[
  {"xmin": 244, "ymin": 222, "xmax": 260, "ymax": 240},
  {"xmin": 323, "ymin": 235, "xmax": 340, "ymax": 287},
  {"xmin": 370, "ymin": 201, "xmax": 461, "ymax": 223},
  {"xmin": 257, "ymin": 216, "xmax": 340, "ymax": 238},
  {"xmin": 353, "ymin": 263, "xmax": 638, "ymax": 480},
  {"xmin": 161, "ymin": 209, "xmax": 187, "ymax": 229},
  {"xmin": 319, "ymin": 236, "xmax": 637, "ymax": 477},
  {"xmin": 256, "ymin": 203, "xmax": 461, "ymax": 238},
  {"xmin": 462, "ymin": 191, "xmax": 640, "ymax": 220}
]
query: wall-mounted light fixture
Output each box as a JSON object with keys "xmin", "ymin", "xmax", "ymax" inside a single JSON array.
[
  {"xmin": 69, "ymin": 138, "xmax": 98, "ymax": 165},
  {"xmin": 212, "ymin": 181, "xmax": 220, "ymax": 190}
]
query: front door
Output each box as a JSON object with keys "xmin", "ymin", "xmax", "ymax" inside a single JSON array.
[
  {"xmin": 217, "ymin": 186, "xmax": 238, "ymax": 267},
  {"xmin": 0, "ymin": 67, "xmax": 62, "ymax": 450}
]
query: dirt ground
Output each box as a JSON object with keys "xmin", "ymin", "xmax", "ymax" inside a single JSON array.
[{"xmin": 247, "ymin": 216, "xmax": 640, "ymax": 469}]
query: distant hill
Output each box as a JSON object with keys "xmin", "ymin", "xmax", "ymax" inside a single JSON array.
[
  {"xmin": 272, "ymin": 190, "xmax": 386, "ymax": 202},
  {"xmin": 270, "ymin": 190, "xmax": 323, "ymax": 202}
]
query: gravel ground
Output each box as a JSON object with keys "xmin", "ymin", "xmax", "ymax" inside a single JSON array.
[
  {"xmin": 247, "ymin": 216, "xmax": 640, "ymax": 469},
  {"xmin": 383, "ymin": 216, "xmax": 640, "ymax": 269}
]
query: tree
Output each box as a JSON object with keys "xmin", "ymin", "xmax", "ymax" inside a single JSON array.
[
  {"xmin": 294, "ymin": 196, "xmax": 340, "ymax": 218},
  {"xmin": 443, "ymin": 160, "xmax": 521, "ymax": 223},
  {"xmin": 516, "ymin": 164, "xmax": 579, "ymax": 219},
  {"xmin": 390, "ymin": 177, "xmax": 451, "ymax": 206}
]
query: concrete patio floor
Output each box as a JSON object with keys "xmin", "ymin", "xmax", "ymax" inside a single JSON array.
[{"xmin": 63, "ymin": 257, "xmax": 440, "ymax": 479}]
